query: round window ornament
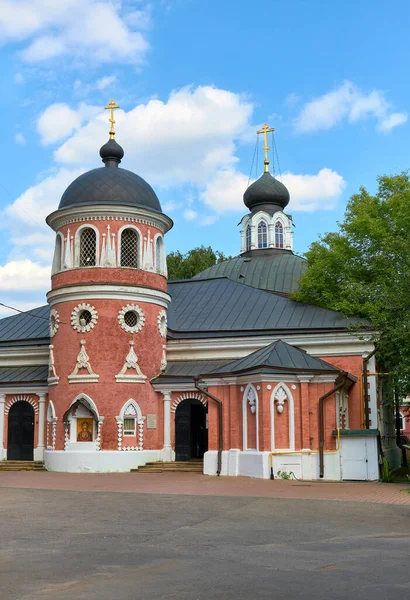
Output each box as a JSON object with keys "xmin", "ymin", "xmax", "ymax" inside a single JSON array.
[
  {"xmin": 157, "ymin": 310, "xmax": 167, "ymax": 338},
  {"xmin": 71, "ymin": 303, "xmax": 98, "ymax": 333},
  {"xmin": 118, "ymin": 304, "xmax": 145, "ymax": 333},
  {"xmin": 50, "ymin": 309, "xmax": 60, "ymax": 337}
]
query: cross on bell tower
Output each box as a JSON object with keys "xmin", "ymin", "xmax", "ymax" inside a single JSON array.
[{"xmin": 256, "ymin": 123, "xmax": 274, "ymax": 173}]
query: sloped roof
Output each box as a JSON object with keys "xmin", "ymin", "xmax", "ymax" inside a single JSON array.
[
  {"xmin": 0, "ymin": 365, "xmax": 48, "ymax": 384},
  {"xmin": 151, "ymin": 360, "xmax": 230, "ymax": 385},
  {"xmin": 203, "ymin": 340, "xmax": 341, "ymax": 377},
  {"xmin": 168, "ymin": 277, "xmax": 360, "ymax": 338},
  {"xmin": 193, "ymin": 252, "xmax": 306, "ymax": 295},
  {"xmin": 0, "ymin": 305, "xmax": 49, "ymax": 345}
]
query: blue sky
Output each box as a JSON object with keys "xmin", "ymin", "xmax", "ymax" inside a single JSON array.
[{"xmin": 1, "ymin": 0, "xmax": 409, "ymax": 313}]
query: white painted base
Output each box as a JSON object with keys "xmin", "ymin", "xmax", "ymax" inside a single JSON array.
[
  {"xmin": 204, "ymin": 448, "xmax": 372, "ymax": 481},
  {"xmin": 160, "ymin": 448, "xmax": 175, "ymax": 461},
  {"xmin": 34, "ymin": 447, "xmax": 44, "ymax": 461},
  {"xmin": 44, "ymin": 450, "xmax": 161, "ymax": 473}
]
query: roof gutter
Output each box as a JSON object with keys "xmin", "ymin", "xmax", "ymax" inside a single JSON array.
[
  {"xmin": 194, "ymin": 378, "xmax": 223, "ymax": 476},
  {"xmin": 319, "ymin": 372, "xmax": 348, "ymax": 479}
]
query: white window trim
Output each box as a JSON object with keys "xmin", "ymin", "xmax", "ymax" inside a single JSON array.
[
  {"xmin": 153, "ymin": 233, "xmax": 166, "ymax": 275},
  {"xmin": 117, "ymin": 224, "xmax": 143, "ymax": 269},
  {"xmin": 242, "ymin": 383, "xmax": 259, "ymax": 451},
  {"xmin": 74, "ymin": 224, "xmax": 100, "ymax": 268},
  {"xmin": 52, "ymin": 232, "xmax": 64, "ymax": 275},
  {"xmin": 270, "ymin": 383, "xmax": 295, "ymax": 451}
]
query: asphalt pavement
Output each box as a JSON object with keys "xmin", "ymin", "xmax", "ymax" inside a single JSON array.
[{"xmin": 1, "ymin": 487, "xmax": 409, "ymax": 599}]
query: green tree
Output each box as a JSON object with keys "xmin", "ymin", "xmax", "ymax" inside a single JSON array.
[
  {"xmin": 167, "ymin": 245, "xmax": 231, "ymax": 280},
  {"xmin": 293, "ymin": 172, "xmax": 410, "ymax": 398}
]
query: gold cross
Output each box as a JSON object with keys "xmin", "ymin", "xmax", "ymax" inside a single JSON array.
[
  {"xmin": 256, "ymin": 123, "xmax": 274, "ymax": 173},
  {"xmin": 104, "ymin": 100, "xmax": 120, "ymax": 139}
]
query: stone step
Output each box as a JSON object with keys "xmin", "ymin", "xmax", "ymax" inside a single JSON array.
[
  {"xmin": 132, "ymin": 461, "xmax": 203, "ymax": 474},
  {"xmin": 0, "ymin": 461, "xmax": 46, "ymax": 471}
]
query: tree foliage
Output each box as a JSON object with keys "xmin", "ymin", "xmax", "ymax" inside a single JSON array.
[
  {"xmin": 167, "ymin": 245, "xmax": 231, "ymax": 280},
  {"xmin": 293, "ymin": 172, "xmax": 410, "ymax": 396}
]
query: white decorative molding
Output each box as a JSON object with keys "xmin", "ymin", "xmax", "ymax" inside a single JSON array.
[
  {"xmin": 63, "ymin": 228, "xmax": 73, "ymax": 270},
  {"xmin": 158, "ymin": 310, "xmax": 167, "ymax": 338},
  {"xmin": 74, "ymin": 223, "xmax": 100, "ymax": 268},
  {"xmin": 143, "ymin": 229, "xmax": 155, "ymax": 271},
  {"xmin": 160, "ymin": 344, "xmax": 167, "ymax": 372},
  {"xmin": 46, "ymin": 400, "xmax": 57, "ymax": 451},
  {"xmin": 118, "ymin": 304, "xmax": 145, "ymax": 334},
  {"xmin": 47, "ymin": 344, "xmax": 59, "ymax": 385},
  {"xmin": 239, "ymin": 209, "xmax": 293, "ymax": 254},
  {"xmin": 71, "ymin": 303, "xmax": 98, "ymax": 333},
  {"xmin": 116, "ymin": 400, "xmax": 145, "ymax": 451},
  {"xmin": 64, "ymin": 423, "xmax": 69, "ymax": 451},
  {"xmin": 171, "ymin": 392, "xmax": 207, "ymax": 413},
  {"xmin": 50, "ymin": 308, "xmax": 60, "ymax": 337},
  {"xmin": 270, "ymin": 383, "xmax": 295, "ymax": 451},
  {"xmin": 47, "ymin": 284, "xmax": 171, "ymax": 310},
  {"xmin": 5, "ymin": 395, "xmax": 38, "ymax": 415},
  {"xmin": 68, "ymin": 339, "xmax": 99, "ymax": 383},
  {"xmin": 100, "ymin": 224, "xmax": 117, "ymax": 267},
  {"xmin": 117, "ymin": 224, "xmax": 143, "ymax": 268},
  {"xmin": 95, "ymin": 417, "xmax": 104, "ymax": 451},
  {"xmin": 291, "ymin": 384, "xmax": 297, "ymax": 390},
  {"xmin": 47, "ymin": 204, "xmax": 173, "ymax": 235},
  {"xmin": 115, "ymin": 341, "xmax": 147, "ymax": 383},
  {"xmin": 242, "ymin": 383, "xmax": 259, "ymax": 451},
  {"xmin": 267, "ymin": 384, "xmax": 272, "ymax": 390}
]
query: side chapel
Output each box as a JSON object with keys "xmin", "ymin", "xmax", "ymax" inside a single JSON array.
[{"xmin": 0, "ymin": 104, "xmax": 400, "ymax": 479}]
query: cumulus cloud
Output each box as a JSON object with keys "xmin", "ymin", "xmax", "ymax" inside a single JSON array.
[
  {"xmin": 37, "ymin": 102, "xmax": 100, "ymax": 145},
  {"xmin": 183, "ymin": 209, "xmax": 198, "ymax": 221},
  {"xmin": 294, "ymin": 81, "xmax": 407, "ymax": 134},
  {"xmin": 53, "ymin": 85, "xmax": 254, "ymax": 187},
  {"xmin": 15, "ymin": 132, "xmax": 25, "ymax": 145},
  {"xmin": 0, "ymin": 259, "xmax": 50, "ymax": 290},
  {"xmin": 0, "ymin": 0, "xmax": 150, "ymax": 66},
  {"xmin": 201, "ymin": 169, "xmax": 250, "ymax": 213}
]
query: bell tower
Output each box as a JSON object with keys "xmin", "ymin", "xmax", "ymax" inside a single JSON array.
[{"xmin": 45, "ymin": 101, "xmax": 173, "ymax": 471}]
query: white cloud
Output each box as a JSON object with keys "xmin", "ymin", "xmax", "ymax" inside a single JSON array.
[
  {"xmin": 0, "ymin": 0, "xmax": 150, "ymax": 66},
  {"xmin": 15, "ymin": 132, "xmax": 25, "ymax": 145},
  {"xmin": 14, "ymin": 72, "xmax": 24, "ymax": 84},
  {"xmin": 281, "ymin": 168, "xmax": 346, "ymax": 211},
  {"xmin": 53, "ymin": 85, "xmax": 254, "ymax": 187},
  {"xmin": 96, "ymin": 75, "xmax": 117, "ymax": 90},
  {"xmin": 201, "ymin": 169, "xmax": 250, "ymax": 213},
  {"xmin": 37, "ymin": 102, "xmax": 100, "ymax": 144},
  {"xmin": 0, "ymin": 259, "xmax": 50, "ymax": 290},
  {"xmin": 294, "ymin": 81, "xmax": 407, "ymax": 134},
  {"xmin": 183, "ymin": 209, "xmax": 198, "ymax": 221}
]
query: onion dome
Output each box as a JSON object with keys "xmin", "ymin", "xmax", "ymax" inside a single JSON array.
[
  {"xmin": 243, "ymin": 171, "xmax": 290, "ymax": 214},
  {"xmin": 58, "ymin": 137, "xmax": 162, "ymax": 213}
]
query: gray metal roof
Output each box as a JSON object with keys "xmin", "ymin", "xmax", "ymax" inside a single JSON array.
[
  {"xmin": 152, "ymin": 360, "xmax": 230, "ymax": 384},
  {"xmin": 168, "ymin": 277, "xmax": 360, "ymax": 338},
  {"xmin": 0, "ymin": 365, "xmax": 48, "ymax": 384},
  {"xmin": 204, "ymin": 340, "xmax": 340, "ymax": 376},
  {"xmin": 0, "ymin": 305, "xmax": 49, "ymax": 345},
  {"xmin": 193, "ymin": 252, "xmax": 306, "ymax": 294}
]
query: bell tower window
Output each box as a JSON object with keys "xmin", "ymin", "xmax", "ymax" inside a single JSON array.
[
  {"xmin": 245, "ymin": 225, "xmax": 251, "ymax": 251},
  {"xmin": 79, "ymin": 228, "xmax": 97, "ymax": 267},
  {"xmin": 275, "ymin": 222, "xmax": 284, "ymax": 249},
  {"xmin": 120, "ymin": 228, "xmax": 139, "ymax": 268},
  {"xmin": 257, "ymin": 221, "xmax": 267, "ymax": 248}
]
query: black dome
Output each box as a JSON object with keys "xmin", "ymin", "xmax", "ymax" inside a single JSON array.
[
  {"xmin": 58, "ymin": 138, "xmax": 162, "ymax": 212},
  {"xmin": 244, "ymin": 171, "xmax": 290, "ymax": 213}
]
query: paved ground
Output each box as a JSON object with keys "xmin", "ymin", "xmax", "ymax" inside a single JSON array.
[{"xmin": 1, "ymin": 475, "xmax": 409, "ymax": 599}]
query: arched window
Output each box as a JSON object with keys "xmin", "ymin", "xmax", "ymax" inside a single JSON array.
[
  {"xmin": 120, "ymin": 228, "xmax": 139, "ymax": 268},
  {"xmin": 399, "ymin": 412, "xmax": 405, "ymax": 430},
  {"xmin": 257, "ymin": 221, "xmax": 267, "ymax": 248},
  {"xmin": 275, "ymin": 221, "xmax": 284, "ymax": 249},
  {"xmin": 155, "ymin": 236, "xmax": 163, "ymax": 273},
  {"xmin": 79, "ymin": 228, "xmax": 97, "ymax": 267},
  {"xmin": 52, "ymin": 234, "xmax": 62, "ymax": 274},
  {"xmin": 245, "ymin": 225, "xmax": 251, "ymax": 251}
]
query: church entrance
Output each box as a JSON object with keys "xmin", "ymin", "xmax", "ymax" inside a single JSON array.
[
  {"xmin": 7, "ymin": 401, "xmax": 35, "ymax": 461},
  {"xmin": 175, "ymin": 399, "xmax": 207, "ymax": 461}
]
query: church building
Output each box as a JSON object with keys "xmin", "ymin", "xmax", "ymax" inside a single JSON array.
[{"xmin": 0, "ymin": 105, "xmax": 400, "ymax": 479}]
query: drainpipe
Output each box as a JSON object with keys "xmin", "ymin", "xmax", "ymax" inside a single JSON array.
[
  {"xmin": 194, "ymin": 378, "xmax": 223, "ymax": 476},
  {"xmin": 319, "ymin": 373, "xmax": 348, "ymax": 479},
  {"xmin": 363, "ymin": 348, "xmax": 376, "ymax": 429}
]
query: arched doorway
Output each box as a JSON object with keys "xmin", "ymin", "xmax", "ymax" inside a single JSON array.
[
  {"xmin": 175, "ymin": 399, "xmax": 207, "ymax": 461},
  {"xmin": 7, "ymin": 401, "xmax": 35, "ymax": 461}
]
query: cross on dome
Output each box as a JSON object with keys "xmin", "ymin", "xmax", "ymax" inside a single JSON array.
[
  {"xmin": 104, "ymin": 99, "xmax": 120, "ymax": 140},
  {"xmin": 256, "ymin": 123, "xmax": 274, "ymax": 173}
]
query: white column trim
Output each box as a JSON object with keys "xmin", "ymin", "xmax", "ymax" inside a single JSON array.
[
  {"xmin": 36, "ymin": 392, "xmax": 47, "ymax": 461},
  {"xmin": 0, "ymin": 394, "xmax": 5, "ymax": 460},
  {"xmin": 162, "ymin": 391, "xmax": 172, "ymax": 461}
]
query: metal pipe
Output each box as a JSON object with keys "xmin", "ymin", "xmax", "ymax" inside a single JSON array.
[
  {"xmin": 319, "ymin": 375, "xmax": 348, "ymax": 479},
  {"xmin": 363, "ymin": 349, "xmax": 376, "ymax": 429},
  {"xmin": 194, "ymin": 378, "xmax": 223, "ymax": 476}
]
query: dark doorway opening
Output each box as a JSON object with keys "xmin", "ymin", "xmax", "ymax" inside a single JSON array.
[
  {"xmin": 7, "ymin": 401, "xmax": 35, "ymax": 461},
  {"xmin": 175, "ymin": 399, "xmax": 207, "ymax": 461}
]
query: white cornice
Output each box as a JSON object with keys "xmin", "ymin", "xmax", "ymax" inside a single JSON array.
[
  {"xmin": 151, "ymin": 383, "xmax": 199, "ymax": 392},
  {"xmin": 167, "ymin": 332, "xmax": 374, "ymax": 361},
  {"xmin": 0, "ymin": 386, "xmax": 48, "ymax": 394},
  {"xmin": 47, "ymin": 284, "xmax": 171, "ymax": 309},
  {"xmin": 0, "ymin": 346, "xmax": 49, "ymax": 367},
  {"xmin": 46, "ymin": 204, "xmax": 173, "ymax": 234}
]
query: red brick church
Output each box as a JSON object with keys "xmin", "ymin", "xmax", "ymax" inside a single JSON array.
[{"xmin": 0, "ymin": 110, "xmax": 400, "ymax": 479}]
